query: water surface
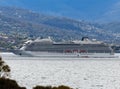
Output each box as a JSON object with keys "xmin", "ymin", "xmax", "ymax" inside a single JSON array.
[{"xmin": 1, "ymin": 53, "xmax": 120, "ymax": 89}]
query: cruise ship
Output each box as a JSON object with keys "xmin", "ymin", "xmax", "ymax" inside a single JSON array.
[{"xmin": 12, "ymin": 37, "xmax": 116, "ymax": 58}]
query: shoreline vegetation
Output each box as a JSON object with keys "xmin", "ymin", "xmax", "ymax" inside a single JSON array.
[{"xmin": 0, "ymin": 57, "xmax": 73, "ymax": 89}]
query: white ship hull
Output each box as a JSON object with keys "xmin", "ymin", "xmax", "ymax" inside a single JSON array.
[{"xmin": 13, "ymin": 50, "xmax": 117, "ymax": 58}]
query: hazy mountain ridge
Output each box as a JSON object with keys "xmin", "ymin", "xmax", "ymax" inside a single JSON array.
[
  {"xmin": 102, "ymin": 22, "xmax": 120, "ymax": 33},
  {"xmin": 0, "ymin": 6, "xmax": 119, "ymax": 50}
]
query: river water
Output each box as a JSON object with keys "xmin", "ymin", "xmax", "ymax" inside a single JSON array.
[{"xmin": 1, "ymin": 52, "xmax": 120, "ymax": 89}]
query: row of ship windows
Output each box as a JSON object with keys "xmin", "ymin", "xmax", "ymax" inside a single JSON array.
[
  {"xmin": 27, "ymin": 45, "xmax": 110, "ymax": 49},
  {"xmin": 28, "ymin": 48, "xmax": 111, "ymax": 53},
  {"xmin": 30, "ymin": 43, "xmax": 107, "ymax": 47}
]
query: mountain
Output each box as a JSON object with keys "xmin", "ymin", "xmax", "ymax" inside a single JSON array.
[
  {"xmin": 0, "ymin": 6, "xmax": 113, "ymax": 38},
  {"xmin": 0, "ymin": 6, "xmax": 119, "ymax": 50},
  {"xmin": 101, "ymin": 22, "xmax": 120, "ymax": 33},
  {"xmin": 0, "ymin": 0, "xmax": 119, "ymax": 22}
]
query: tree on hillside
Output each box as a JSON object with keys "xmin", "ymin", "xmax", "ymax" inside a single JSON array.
[{"xmin": 0, "ymin": 57, "xmax": 11, "ymax": 78}]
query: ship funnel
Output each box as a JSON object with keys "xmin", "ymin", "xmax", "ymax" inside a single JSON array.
[{"xmin": 81, "ymin": 37, "xmax": 89, "ymax": 41}]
